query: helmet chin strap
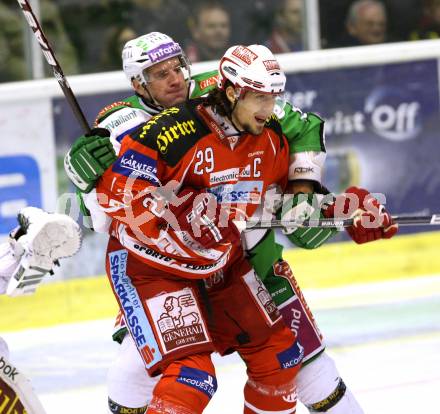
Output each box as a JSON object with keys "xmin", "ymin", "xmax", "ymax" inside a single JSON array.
[
  {"xmin": 140, "ymin": 83, "xmax": 165, "ymax": 111},
  {"xmin": 228, "ymin": 100, "xmax": 239, "ymax": 128},
  {"xmin": 228, "ymin": 88, "xmax": 247, "ymax": 134},
  {"xmin": 138, "ymin": 77, "xmax": 191, "ymax": 112}
]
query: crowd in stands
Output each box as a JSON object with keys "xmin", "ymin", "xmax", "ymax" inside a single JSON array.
[{"xmin": 0, "ymin": 0, "xmax": 436, "ymax": 83}]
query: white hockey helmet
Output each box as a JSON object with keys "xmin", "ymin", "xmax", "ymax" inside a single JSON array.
[
  {"xmin": 218, "ymin": 45, "xmax": 286, "ymax": 95},
  {"xmin": 122, "ymin": 32, "xmax": 190, "ymax": 84}
]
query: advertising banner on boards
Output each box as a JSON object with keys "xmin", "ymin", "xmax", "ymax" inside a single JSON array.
[
  {"xmin": 285, "ymin": 59, "xmax": 440, "ymax": 223},
  {"xmin": 0, "ymin": 99, "xmax": 56, "ymax": 234}
]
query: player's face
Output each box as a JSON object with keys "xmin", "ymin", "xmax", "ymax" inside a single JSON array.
[
  {"xmin": 231, "ymin": 90, "xmax": 277, "ymax": 135},
  {"xmin": 145, "ymin": 57, "xmax": 188, "ymax": 108}
]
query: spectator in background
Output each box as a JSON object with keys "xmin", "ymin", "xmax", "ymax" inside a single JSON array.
[
  {"xmin": 339, "ymin": 0, "xmax": 388, "ymax": 47},
  {"xmin": 0, "ymin": 0, "xmax": 78, "ymax": 83},
  {"xmin": 265, "ymin": 0, "xmax": 304, "ymax": 53},
  {"xmin": 410, "ymin": 0, "xmax": 440, "ymax": 40},
  {"xmin": 185, "ymin": 2, "xmax": 231, "ymax": 62},
  {"xmin": 0, "ymin": 1, "xmax": 25, "ymax": 82},
  {"xmin": 42, "ymin": 0, "xmax": 79, "ymax": 74},
  {"xmin": 61, "ymin": 0, "xmax": 132, "ymax": 74},
  {"xmin": 127, "ymin": 0, "xmax": 190, "ymax": 41}
]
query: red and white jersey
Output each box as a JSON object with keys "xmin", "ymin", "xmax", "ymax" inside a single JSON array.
[{"xmin": 96, "ymin": 98, "xmax": 289, "ymax": 278}]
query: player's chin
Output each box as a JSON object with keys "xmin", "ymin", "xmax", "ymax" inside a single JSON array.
[
  {"xmin": 245, "ymin": 125, "xmax": 264, "ymax": 135},
  {"xmin": 252, "ymin": 120, "xmax": 266, "ymax": 134},
  {"xmin": 166, "ymin": 91, "xmax": 187, "ymax": 106}
]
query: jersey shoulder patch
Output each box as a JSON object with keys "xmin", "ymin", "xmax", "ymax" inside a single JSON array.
[
  {"xmin": 191, "ymin": 70, "xmax": 219, "ymax": 98},
  {"xmin": 94, "ymin": 100, "xmax": 135, "ymax": 126},
  {"xmin": 265, "ymin": 114, "xmax": 285, "ymax": 149},
  {"xmin": 132, "ymin": 99, "xmax": 210, "ymax": 167},
  {"xmin": 97, "ymin": 106, "xmax": 150, "ymax": 139}
]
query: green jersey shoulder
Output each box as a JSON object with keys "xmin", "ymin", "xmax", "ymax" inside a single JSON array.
[
  {"xmin": 274, "ymin": 99, "xmax": 327, "ymax": 185},
  {"xmin": 274, "ymin": 99, "xmax": 325, "ymax": 155},
  {"xmin": 189, "ymin": 70, "xmax": 219, "ymax": 99}
]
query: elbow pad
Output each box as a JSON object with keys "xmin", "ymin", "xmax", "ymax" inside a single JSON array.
[{"xmin": 288, "ymin": 151, "xmax": 326, "ymax": 184}]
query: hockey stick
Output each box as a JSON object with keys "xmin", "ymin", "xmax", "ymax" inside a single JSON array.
[
  {"xmin": 16, "ymin": 0, "xmax": 90, "ymax": 133},
  {"xmin": 239, "ymin": 214, "xmax": 440, "ymax": 230}
]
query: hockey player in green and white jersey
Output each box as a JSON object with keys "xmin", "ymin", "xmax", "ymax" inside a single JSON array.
[{"xmin": 64, "ymin": 32, "xmax": 397, "ymax": 414}]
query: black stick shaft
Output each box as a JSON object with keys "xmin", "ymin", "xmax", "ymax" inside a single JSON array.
[
  {"xmin": 16, "ymin": 0, "xmax": 90, "ymax": 134},
  {"xmin": 245, "ymin": 214, "xmax": 440, "ymax": 230}
]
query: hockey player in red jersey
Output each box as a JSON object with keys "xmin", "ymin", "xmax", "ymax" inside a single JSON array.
[
  {"xmin": 97, "ymin": 44, "xmax": 303, "ymax": 414},
  {"xmin": 65, "ymin": 32, "xmax": 398, "ymax": 414}
]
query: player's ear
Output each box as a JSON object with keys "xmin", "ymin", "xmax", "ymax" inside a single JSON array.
[
  {"xmin": 132, "ymin": 79, "xmax": 145, "ymax": 95},
  {"xmin": 225, "ymin": 85, "xmax": 237, "ymax": 105}
]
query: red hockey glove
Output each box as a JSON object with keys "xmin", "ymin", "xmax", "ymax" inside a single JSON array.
[
  {"xmin": 325, "ymin": 186, "xmax": 398, "ymax": 244},
  {"xmin": 169, "ymin": 187, "xmax": 241, "ymax": 249}
]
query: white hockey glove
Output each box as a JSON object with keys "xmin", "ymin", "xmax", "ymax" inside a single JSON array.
[{"xmin": 6, "ymin": 207, "xmax": 82, "ymax": 296}]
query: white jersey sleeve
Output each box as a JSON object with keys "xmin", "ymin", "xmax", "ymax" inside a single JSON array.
[{"xmin": 99, "ymin": 106, "xmax": 154, "ymax": 156}]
